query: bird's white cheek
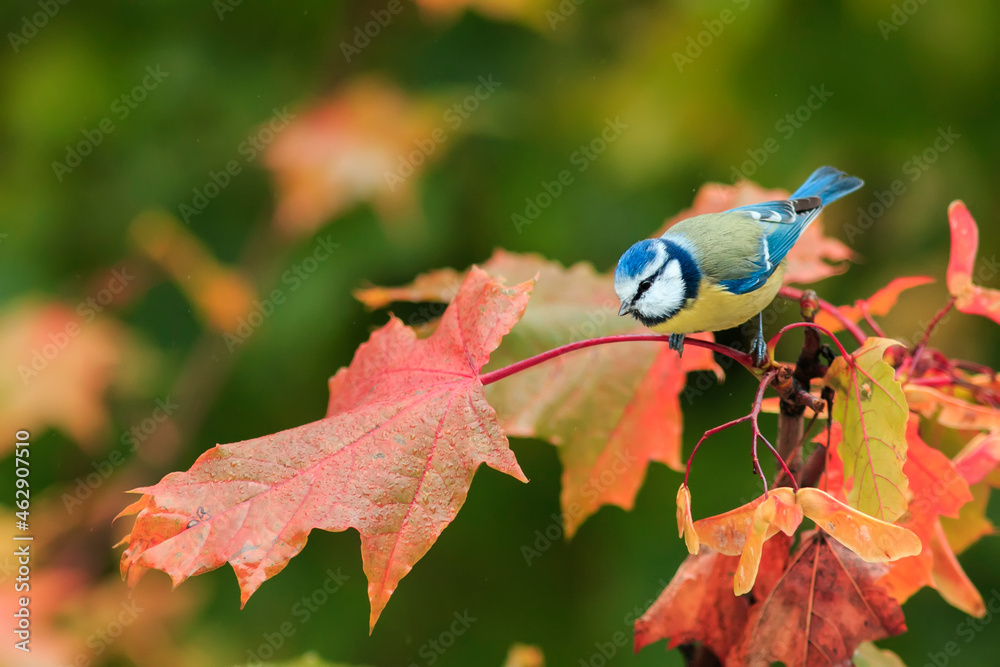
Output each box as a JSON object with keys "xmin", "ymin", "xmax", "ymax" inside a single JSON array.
[{"xmin": 640, "ymin": 278, "xmax": 685, "ymax": 317}]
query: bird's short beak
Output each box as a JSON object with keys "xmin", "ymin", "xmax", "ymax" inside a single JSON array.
[{"xmin": 618, "ymin": 303, "xmax": 631, "ymax": 317}]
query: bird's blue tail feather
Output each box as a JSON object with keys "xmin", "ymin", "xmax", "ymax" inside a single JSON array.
[{"xmin": 792, "ymin": 166, "xmax": 864, "ymax": 205}]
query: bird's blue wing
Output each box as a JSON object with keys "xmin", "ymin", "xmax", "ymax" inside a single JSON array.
[
  {"xmin": 702, "ymin": 167, "xmax": 863, "ymax": 296},
  {"xmin": 716, "ymin": 200, "xmax": 823, "ymax": 295},
  {"xmin": 728, "ymin": 200, "xmax": 798, "ymax": 224}
]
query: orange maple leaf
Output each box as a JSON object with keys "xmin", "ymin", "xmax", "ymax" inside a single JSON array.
[
  {"xmin": 942, "ymin": 483, "xmax": 994, "ymax": 554},
  {"xmin": 681, "ymin": 484, "xmax": 918, "ymax": 595},
  {"xmin": 906, "ymin": 385, "xmax": 1000, "ymax": 431},
  {"xmin": 815, "ymin": 276, "xmax": 934, "ymax": 334},
  {"xmin": 879, "ymin": 418, "xmax": 983, "ymax": 616},
  {"xmin": 0, "ymin": 301, "xmax": 140, "ymax": 455},
  {"xmin": 265, "ymin": 77, "xmax": 444, "ymax": 238}
]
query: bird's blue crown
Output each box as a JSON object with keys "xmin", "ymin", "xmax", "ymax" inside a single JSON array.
[{"xmin": 615, "ymin": 239, "xmax": 659, "ymax": 281}]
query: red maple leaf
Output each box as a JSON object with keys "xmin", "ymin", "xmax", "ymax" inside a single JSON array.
[
  {"xmin": 118, "ymin": 268, "xmax": 532, "ymax": 630},
  {"xmin": 355, "ymin": 250, "xmax": 722, "ymax": 536},
  {"xmin": 731, "ymin": 532, "xmax": 906, "ymax": 667}
]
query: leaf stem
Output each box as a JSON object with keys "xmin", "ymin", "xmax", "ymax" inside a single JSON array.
[
  {"xmin": 859, "ymin": 302, "xmax": 888, "ymax": 338},
  {"xmin": 778, "ymin": 287, "xmax": 866, "ymax": 345},
  {"xmin": 768, "ymin": 321, "xmax": 852, "ymax": 362},
  {"xmin": 750, "ymin": 369, "xmax": 799, "ymax": 493},
  {"xmin": 683, "ymin": 368, "xmax": 798, "ymax": 493},
  {"xmin": 478, "ymin": 334, "xmax": 755, "ymax": 385},
  {"xmin": 907, "ymin": 297, "xmax": 956, "ymax": 380}
]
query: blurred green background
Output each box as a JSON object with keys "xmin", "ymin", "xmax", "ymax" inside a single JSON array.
[{"xmin": 3, "ymin": 0, "xmax": 1000, "ymax": 665}]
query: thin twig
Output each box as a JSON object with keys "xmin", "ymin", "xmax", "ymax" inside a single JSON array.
[{"xmin": 772, "ymin": 291, "xmax": 832, "ymax": 489}]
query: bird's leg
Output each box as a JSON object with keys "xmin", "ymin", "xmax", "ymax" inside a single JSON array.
[
  {"xmin": 749, "ymin": 312, "xmax": 767, "ymax": 367},
  {"xmin": 669, "ymin": 333, "xmax": 686, "ymax": 356}
]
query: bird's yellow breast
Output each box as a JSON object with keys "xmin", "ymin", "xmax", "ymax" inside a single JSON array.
[{"xmin": 649, "ymin": 262, "xmax": 786, "ymax": 335}]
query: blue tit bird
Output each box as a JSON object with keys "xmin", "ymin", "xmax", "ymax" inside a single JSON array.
[{"xmin": 614, "ymin": 166, "xmax": 863, "ymax": 365}]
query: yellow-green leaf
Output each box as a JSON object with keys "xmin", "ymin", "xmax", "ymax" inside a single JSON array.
[{"xmin": 825, "ymin": 338, "xmax": 909, "ymax": 522}]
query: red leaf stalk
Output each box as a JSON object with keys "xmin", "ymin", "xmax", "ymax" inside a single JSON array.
[
  {"xmin": 683, "ymin": 368, "xmax": 798, "ymax": 493},
  {"xmin": 907, "ymin": 297, "xmax": 956, "ymax": 379},
  {"xmin": 778, "ymin": 287, "xmax": 866, "ymax": 345},
  {"xmin": 768, "ymin": 321, "xmax": 852, "ymax": 362}
]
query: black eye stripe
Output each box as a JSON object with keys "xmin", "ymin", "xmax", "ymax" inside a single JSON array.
[{"xmin": 635, "ymin": 277, "xmax": 654, "ymax": 298}]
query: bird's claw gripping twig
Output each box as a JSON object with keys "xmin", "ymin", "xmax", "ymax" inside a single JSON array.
[
  {"xmin": 669, "ymin": 333, "xmax": 685, "ymax": 356},
  {"xmin": 749, "ymin": 331, "xmax": 768, "ymax": 368}
]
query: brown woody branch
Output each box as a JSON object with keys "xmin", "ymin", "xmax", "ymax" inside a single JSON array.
[{"xmin": 773, "ymin": 290, "xmax": 829, "ymax": 488}]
